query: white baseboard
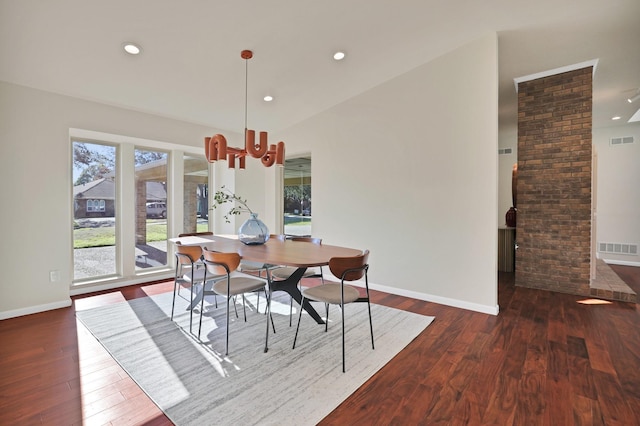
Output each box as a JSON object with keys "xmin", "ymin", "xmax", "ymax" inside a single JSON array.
[
  {"xmin": 325, "ymin": 274, "xmax": 499, "ymax": 316},
  {"xmin": 0, "ymin": 299, "xmax": 72, "ymax": 320},
  {"xmin": 368, "ymin": 282, "xmax": 499, "ymax": 315},
  {"xmin": 603, "ymin": 259, "xmax": 640, "ymax": 267},
  {"xmin": 1, "ymin": 272, "xmax": 174, "ymax": 320}
]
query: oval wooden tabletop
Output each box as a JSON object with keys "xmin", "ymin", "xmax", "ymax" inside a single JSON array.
[{"xmin": 170, "ymin": 235, "xmax": 362, "ymax": 267}]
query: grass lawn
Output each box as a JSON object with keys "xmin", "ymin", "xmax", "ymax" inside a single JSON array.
[{"xmin": 74, "ymin": 221, "xmax": 208, "ymax": 248}]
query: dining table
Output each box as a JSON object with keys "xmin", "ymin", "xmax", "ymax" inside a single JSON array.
[{"xmin": 168, "ymin": 234, "xmax": 363, "ymax": 351}]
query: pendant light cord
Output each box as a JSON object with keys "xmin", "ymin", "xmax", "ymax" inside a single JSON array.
[{"xmin": 244, "ymin": 57, "xmax": 248, "ymax": 131}]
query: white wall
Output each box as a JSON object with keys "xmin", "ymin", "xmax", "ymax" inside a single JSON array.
[
  {"xmin": 270, "ymin": 34, "xmax": 499, "ymax": 313},
  {"xmin": 593, "ymin": 122, "xmax": 640, "ymax": 266},
  {"xmin": 1, "ymin": 33, "xmax": 500, "ymax": 319},
  {"xmin": 0, "ymin": 81, "xmax": 227, "ymax": 318}
]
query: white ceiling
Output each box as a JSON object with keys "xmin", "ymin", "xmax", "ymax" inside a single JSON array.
[{"xmin": 1, "ymin": 0, "xmax": 639, "ymax": 136}]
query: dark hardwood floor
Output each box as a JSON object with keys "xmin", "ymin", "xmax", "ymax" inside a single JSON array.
[{"xmin": 1, "ymin": 269, "xmax": 639, "ymax": 425}]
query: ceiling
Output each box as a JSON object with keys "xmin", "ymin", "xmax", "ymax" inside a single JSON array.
[
  {"xmin": 1, "ymin": 0, "xmax": 639, "ymax": 138},
  {"xmin": 284, "ymin": 157, "xmax": 311, "ymax": 180}
]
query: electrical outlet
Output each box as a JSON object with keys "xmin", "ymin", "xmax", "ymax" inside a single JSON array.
[{"xmin": 49, "ymin": 270, "xmax": 60, "ymax": 282}]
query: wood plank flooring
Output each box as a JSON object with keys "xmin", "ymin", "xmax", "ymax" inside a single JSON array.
[{"xmin": 1, "ymin": 270, "xmax": 639, "ymax": 425}]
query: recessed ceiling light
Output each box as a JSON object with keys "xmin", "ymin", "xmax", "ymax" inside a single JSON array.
[
  {"xmin": 263, "ymin": 95, "xmax": 273, "ymax": 102},
  {"xmin": 333, "ymin": 51, "xmax": 345, "ymax": 61},
  {"xmin": 612, "ymin": 116, "xmax": 621, "ymax": 120},
  {"xmin": 123, "ymin": 43, "xmax": 142, "ymax": 55}
]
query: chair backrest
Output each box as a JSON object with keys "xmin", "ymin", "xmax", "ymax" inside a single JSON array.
[
  {"xmin": 175, "ymin": 242, "xmax": 203, "ymax": 264},
  {"xmin": 202, "ymin": 248, "xmax": 241, "ymax": 275},
  {"xmin": 328, "ymin": 249, "xmax": 369, "ymax": 282},
  {"xmin": 291, "ymin": 236, "xmax": 321, "ymax": 245},
  {"xmin": 178, "ymin": 231, "xmax": 213, "ymax": 237}
]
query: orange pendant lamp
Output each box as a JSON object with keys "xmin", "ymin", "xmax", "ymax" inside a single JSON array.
[{"xmin": 205, "ymin": 50, "xmax": 285, "ymax": 169}]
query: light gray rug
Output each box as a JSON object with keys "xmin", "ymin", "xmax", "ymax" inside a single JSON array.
[{"xmin": 76, "ymin": 288, "xmax": 434, "ymax": 425}]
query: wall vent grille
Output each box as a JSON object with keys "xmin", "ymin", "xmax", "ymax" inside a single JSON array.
[
  {"xmin": 498, "ymin": 148, "xmax": 513, "ymax": 155},
  {"xmin": 598, "ymin": 242, "xmax": 638, "ymax": 255},
  {"xmin": 610, "ymin": 136, "xmax": 634, "ymax": 146}
]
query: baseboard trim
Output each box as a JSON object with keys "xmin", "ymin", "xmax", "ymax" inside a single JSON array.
[
  {"xmin": 325, "ymin": 274, "xmax": 499, "ymax": 316},
  {"xmin": 0, "ymin": 299, "xmax": 72, "ymax": 320},
  {"xmin": 369, "ymin": 282, "xmax": 499, "ymax": 315},
  {"xmin": 603, "ymin": 259, "xmax": 640, "ymax": 267}
]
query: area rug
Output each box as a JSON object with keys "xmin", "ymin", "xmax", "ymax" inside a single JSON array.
[{"xmin": 76, "ymin": 289, "xmax": 434, "ymax": 425}]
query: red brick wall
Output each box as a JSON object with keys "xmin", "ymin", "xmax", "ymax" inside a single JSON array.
[{"xmin": 515, "ymin": 67, "xmax": 592, "ymax": 295}]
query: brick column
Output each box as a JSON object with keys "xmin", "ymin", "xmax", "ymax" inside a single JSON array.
[
  {"xmin": 183, "ymin": 180, "xmax": 199, "ymax": 234},
  {"xmin": 515, "ymin": 67, "xmax": 592, "ymax": 295},
  {"xmin": 136, "ymin": 179, "xmax": 147, "ymax": 245}
]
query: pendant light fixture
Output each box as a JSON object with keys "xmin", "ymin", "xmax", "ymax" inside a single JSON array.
[{"xmin": 205, "ymin": 50, "xmax": 285, "ymax": 169}]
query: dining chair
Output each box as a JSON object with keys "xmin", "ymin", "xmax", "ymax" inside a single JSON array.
[
  {"xmin": 177, "ymin": 232, "xmax": 212, "ymax": 278},
  {"xmin": 175, "ymin": 232, "xmax": 218, "ymax": 303},
  {"xmin": 271, "ymin": 237, "xmax": 324, "ymax": 282},
  {"xmin": 172, "ymin": 242, "xmax": 212, "ymax": 334},
  {"xmin": 239, "ymin": 233, "xmax": 286, "ymax": 275},
  {"xmin": 270, "ymin": 236, "xmax": 324, "ymax": 325},
  {"xmin": 239, "ymin": 234, "xmax": 285, "ymax": 314},
  {"xmin": 292, "ymin": 249, "xmax": 373, "ymax": 372},
  {"xmin": 200, "ymin": 248, "xmax": 269, "ymax": 355}
]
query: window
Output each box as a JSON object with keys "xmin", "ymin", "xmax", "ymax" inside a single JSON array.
[
  {"xmin": 283, "ymin": 156, "xmax": 312, "ymax": 236},
  {"xmin": 135, "ymin": 148, "xmax": 168, "ymax": 270},
  {"xmin": 72, "ymin": 141, "xmax": 117, "ymax": 280},
  {"xmin": 71, "ymin": 131, "xmax": 209, "ymax": 284},
  {"xmin": 86, "ymin": 199, "xmax": 105, "ymax": 212}
]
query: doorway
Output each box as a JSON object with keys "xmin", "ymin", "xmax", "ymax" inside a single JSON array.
[{"xmin": 283, "ymin": 156, "xmax": 312, "ymax": 236}]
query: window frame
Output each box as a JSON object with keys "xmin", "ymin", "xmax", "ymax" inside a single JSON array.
[{"xmin": 70, "ymin": 128, "xmax": 210, "ymax": 289}]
